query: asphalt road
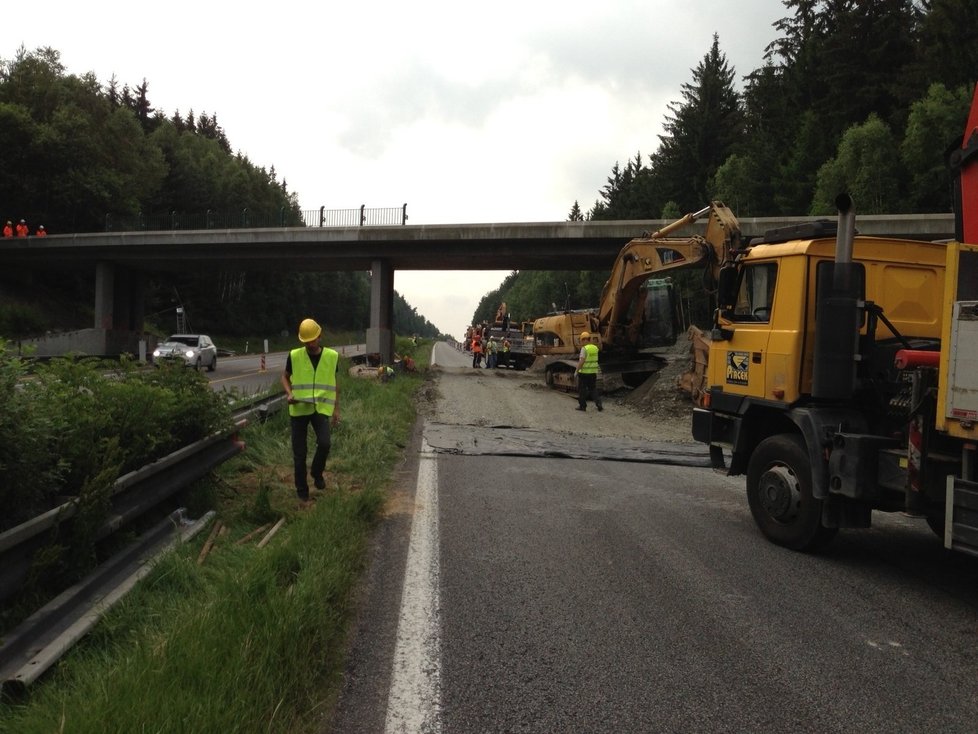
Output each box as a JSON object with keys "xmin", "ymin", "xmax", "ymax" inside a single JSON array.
[
  {"xmin": 329, "ymin": 345, "xmax": 978, "ymax": 733},
  {"xmin": 204, "ymin": 344, "xmax": 367, "ymax": 395}
]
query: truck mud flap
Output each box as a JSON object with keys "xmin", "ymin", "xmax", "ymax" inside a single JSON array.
[{"xmin": 946, "ymin": 477, "xmax": 978, "ymax": 556}]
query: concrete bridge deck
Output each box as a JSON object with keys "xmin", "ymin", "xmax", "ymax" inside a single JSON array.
[{"xmin": 0, "ymin": 213, "xmax": 957, "ymax": 361}]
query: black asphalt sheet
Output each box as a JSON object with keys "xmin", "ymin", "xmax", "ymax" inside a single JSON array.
[{"xmin": 423, "ymin": 423, "xmax": 712, "ymax": 467}]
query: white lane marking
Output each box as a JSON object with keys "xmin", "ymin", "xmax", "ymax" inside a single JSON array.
[{"xmin": 384, "ymin": 435, "xmax": 442, "ymax": 734}]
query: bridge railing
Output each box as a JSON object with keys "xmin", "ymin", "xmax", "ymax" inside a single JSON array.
[{"xmin": 102, "ymin": 204, "xmax": 408, "ymax": 232}]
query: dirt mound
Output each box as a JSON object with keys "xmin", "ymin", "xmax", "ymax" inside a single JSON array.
[{"xmin": 624, "ymin": 333, "xmax": 700, "ymax": 422}]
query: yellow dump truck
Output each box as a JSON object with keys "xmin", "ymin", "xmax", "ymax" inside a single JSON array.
[{"xmin": 694, "ymin": 83, "xmax": 978, "ymax": 555}]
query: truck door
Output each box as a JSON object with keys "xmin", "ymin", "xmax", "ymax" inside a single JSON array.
[{"xmin": 716, "ymin": 262, "xmax": 777, "ymax": 399}]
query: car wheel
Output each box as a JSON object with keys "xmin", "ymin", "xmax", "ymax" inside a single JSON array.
[{"xmin": 208, "ymin": 355, "xmax": 217, "ymax": 372}]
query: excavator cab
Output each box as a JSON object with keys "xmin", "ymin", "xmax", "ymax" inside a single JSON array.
[{"xmin": 616, "ymin": 278, "xmax": 679, "ymax": 350}]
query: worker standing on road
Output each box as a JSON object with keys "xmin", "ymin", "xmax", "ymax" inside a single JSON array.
[
  {"xmin": 472, "ymin": 333, "xmax": 483, "ymax": 368},
  {"xmin": 281, "ymin": 318, "xmax": 340, "ymax": 503},
  {"xmin": 2, "ymin": 221, "xmax": 12, "ymax": 237},
  {"xmin": 15, "ymin": 219, "xmax": 28, "ymax": 237},
  {"xmin": 575, "ymin": 331, "xmax": 603, "ymax": 412},
  {"xmin": 486, "ymin": 337, "xmax": 497, "ymax": 368},
  {"xmin": 35, "ymin": 225, "xmax": 47, "ymax": 237}
]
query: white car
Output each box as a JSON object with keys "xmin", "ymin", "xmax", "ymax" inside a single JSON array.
[{"xmin": 153, "ymin": 334, "xmax": 218, "ymax": 371}]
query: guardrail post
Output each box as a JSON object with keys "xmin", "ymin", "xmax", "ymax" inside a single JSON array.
[
  {"xmin": 170, "ymin": 210, "xmax": 178, "ymax": 230},
  {"xmin": 360, "ymin": 204, "xmax": 366, "ymax": 227},
  {"xmin": 241, "ymin": 208, "xmax": 249, "ymax": 228},
  {"xmin": 104, "ymin": 213, "xmax": 112, "ymax": 232},
  {"xmin": 402, "ymin": 203, "xmax": 408, "ymax": 225},
  {"xmin": 319, "ymin": 206, "xmax": 325, "ymax": 228},
  {"xmin": 206, "ymin": 209, "xmax": 212, "ymax": 229},
  {"xmin": 279, "ymin": 206, "xmax": 286, "ymax": 227}
]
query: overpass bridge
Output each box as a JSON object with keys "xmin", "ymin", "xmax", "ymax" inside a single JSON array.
[{"xmin": 0, "ymin": 212, "xmax": 956, "ymax": 363}]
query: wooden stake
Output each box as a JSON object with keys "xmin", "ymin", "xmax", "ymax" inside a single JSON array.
[
  {"xmin": 257, "ymin": 517, "xmax": 286, "ymax": 549},
  {"xmin": 197, "ymin": 520, "xmax": 223, "ymax": 565},
  {"xmin": 234, "ymin": 522, "xmax": 272, "ymax": 546}
]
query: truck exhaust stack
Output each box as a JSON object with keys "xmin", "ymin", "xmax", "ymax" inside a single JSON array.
[{"xmin": 812, "ymin": 194, "xmax": 861, "ymax": 401}]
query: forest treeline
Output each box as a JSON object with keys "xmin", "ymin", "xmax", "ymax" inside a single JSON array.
[
  {"xmin": 0, "ymin": 46, "xmax": 441, "ymax": 339},
  {"xmin": 471, "ymin": 0, "xmax": 978, "ymax": 330},
  {"xmin": 2, "ymin": 2, "xmax": 976, "ymax": 340}
]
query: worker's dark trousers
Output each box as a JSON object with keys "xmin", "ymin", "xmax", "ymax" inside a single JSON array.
[
  {"xmin": 578, "ymin": 372, "xmax": 602, "ymax": 409},
  {"xmin": 290, "ymin": 412, "xmax": 331, "ymax": 494}
]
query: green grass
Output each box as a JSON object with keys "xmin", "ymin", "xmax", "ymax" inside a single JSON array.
[{"xmin": 0, "ymin": 338, "xmax": 432, "ymax": 734}]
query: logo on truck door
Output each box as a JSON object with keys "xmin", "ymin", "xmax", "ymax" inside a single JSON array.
[{"xmin": 726, "ymin": 351, "xmax": 750, "ymax": 385}]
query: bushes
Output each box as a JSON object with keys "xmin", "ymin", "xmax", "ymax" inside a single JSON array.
[{"xmin": 0, "ymin": 343, "xmax": 232, "ymax": 531}]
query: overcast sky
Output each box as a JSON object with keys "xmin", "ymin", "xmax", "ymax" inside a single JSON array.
[{"xmin": 7, "ymin": 0, "xmax": 786, "ymax": 340}]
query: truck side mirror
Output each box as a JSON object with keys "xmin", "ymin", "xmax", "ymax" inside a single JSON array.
[{"xmin": 717, "ymin": 266, "xmax": 739, "ymax": 311}]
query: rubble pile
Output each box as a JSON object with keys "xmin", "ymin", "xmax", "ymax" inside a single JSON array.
[{"xmin": 624, "ymin": 326, "xmax": 709, "ymax": 422}]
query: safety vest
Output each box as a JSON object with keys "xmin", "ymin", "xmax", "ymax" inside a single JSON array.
[
  {"xmin": 288, "ymin": 346, "xmax": 338, "ymax": 417},
  {"xmin": 579, "ymin": 343, "xmax": 600, "ymax": 374}
]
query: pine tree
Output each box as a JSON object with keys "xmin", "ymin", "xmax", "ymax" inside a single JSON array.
[
  {"xmin": 911, "ymin": 0, "xmax": 978, "ymax": 94},
  {"xmin": 652, "ymin": 34, "xmax": 743, "ymax": 211}
]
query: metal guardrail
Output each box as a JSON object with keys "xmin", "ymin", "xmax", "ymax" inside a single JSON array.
[
  {"xmin": 0, "ymin": 393, "xmax": 285, "ymax": 692},
  {"xmin": 101, "ymin": 204, "xmax": 408, "ymax": 232},
  {"xmin": 0, "ymin": 509, "xmax": 216, "ymax": 694}
]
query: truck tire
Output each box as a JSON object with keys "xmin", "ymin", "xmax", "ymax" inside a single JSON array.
[{"xmin": 746, "ymin": 434, "xmax": 837, "ymax": 551}]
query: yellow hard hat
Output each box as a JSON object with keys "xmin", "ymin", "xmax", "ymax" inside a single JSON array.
[
  {"xmin": 580, "ymin": 331, "xmax": 590, "ymax": 340},
  {"xmin": 298, "ymin": 318, "xmax": 322, "ymax": 342}
]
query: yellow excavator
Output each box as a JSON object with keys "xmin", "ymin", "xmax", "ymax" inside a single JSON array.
[{"xmin": 532, "ymin": 202, "xmax": 743, "ymax": 389}]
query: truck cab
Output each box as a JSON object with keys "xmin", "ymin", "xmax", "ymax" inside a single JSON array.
[{"xmin": 694, "ymin": 222, "xmax": 959, "ymax": 551}]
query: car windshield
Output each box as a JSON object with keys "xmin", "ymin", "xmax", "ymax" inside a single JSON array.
[{"xmin": 167, "ymin": 336, "xmax": 199, "ymax": 347}]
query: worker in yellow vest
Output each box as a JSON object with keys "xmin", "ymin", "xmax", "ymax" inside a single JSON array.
[
  {"xmin": 281, "ymin": 318, "xmax": 340, "ymax": 501},
  {"xmin": 575, "ymin": 331, "xmax": 603, "ymax": 412}
]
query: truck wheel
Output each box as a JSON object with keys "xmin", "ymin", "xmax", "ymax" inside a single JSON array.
[{"xmin": 746, "ymin": 434, "xmax": 837, "ymax": 551}]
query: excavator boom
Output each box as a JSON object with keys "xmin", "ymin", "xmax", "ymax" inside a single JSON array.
[{"xmin": 598, "ymin": 202, "xmax": 742, "ymax": 347}]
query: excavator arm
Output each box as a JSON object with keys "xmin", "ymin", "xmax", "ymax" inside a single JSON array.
[{"xmin": 597, "ymin": 202, "xmax": 742, "ymax": 348}]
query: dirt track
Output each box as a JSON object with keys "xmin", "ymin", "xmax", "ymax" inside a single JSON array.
[{"xmin": 422, "ymin": 342, "xmax": 696, "ymax": 443}]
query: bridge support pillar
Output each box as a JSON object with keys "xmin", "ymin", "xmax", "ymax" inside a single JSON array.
[
  {"xmin": 24, "ymin": 260, "xmax": 147, "ymax": 358},
  {"xmin": 94, "ymin": 262, "xmax": 116, "ymax": 330},
  {"xmin": 366, "ymin": 258, "xmax": 394, "ymax": 365},
  {"xmin": 95, "ymin": 263, "xmax": 144, "ymax": 331}
]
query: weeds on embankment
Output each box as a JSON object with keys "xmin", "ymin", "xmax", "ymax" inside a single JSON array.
[{"xmin": 0, "ymin": 338, "xmax": 428, "ymax": 734}]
